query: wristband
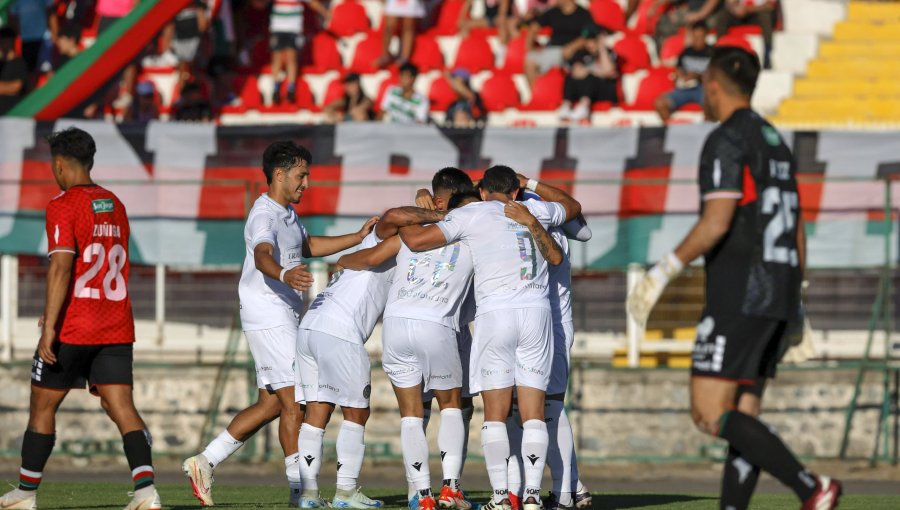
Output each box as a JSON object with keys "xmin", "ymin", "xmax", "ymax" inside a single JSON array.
[
  {"xmin": 279, "ymin": 267, "xmax": 288, "ymax": 283},
  {"xmin": 526, "ymin": 179, "xmax": 539, "ymax": 192}
]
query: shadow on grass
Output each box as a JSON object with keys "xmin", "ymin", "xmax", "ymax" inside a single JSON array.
[{"xmin": 596, "ymin": 493, "xmax": 716, "ymax": 509}]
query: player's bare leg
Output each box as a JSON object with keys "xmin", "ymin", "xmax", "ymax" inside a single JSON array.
[
  {"xmin": 394, "ymin": 384, "xmax": 436, "ymax": 510},
  {"xmin": 481, "ymin": 388, "xmax": 514, "ymax": 510},
  {"xmin": 691, "ymin": 376, "xmax": 840, "ymax": 509},
  {"xmin": 515, "ymin": 386, "xmax": 548, "ymax": 510},
  {"xmin": 0, "ymin": 387, "xmax": 68, "ymax": 509},
  {"xmin": 95, "ymin": 385, "xmax": 161, "ymax": 510},
  {"xmin": 184, "ymin": 389, "xmax": 281, "ymax": 506},
  {"xmin": 273, "ymin": 386, "xmax": 305, "ymax": 506},
  {"xmin": 298, "ymin": 401, "xmax": 336, "ymax": 507},
  {"xmin": 433, "ymin": 389, "xmax": 470, "ymax": 510}
]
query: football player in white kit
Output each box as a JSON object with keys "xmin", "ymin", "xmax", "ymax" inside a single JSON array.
[
  {"xmin": 343, "ymin": 169, "xmax": 478, "ymax": 510},
  {"xmin": 182, "ymin": 141, "xmax": 377, "ymax": 507},
  {"xmin": 397, "ymin": 166, "xmax": 582, "ymax": 510},
  {"xmin": 506, "ymin": 179, "xmax": 594, "ymax": 510},
  {"xmin": 294, "ymin": 226, "xmax": 400, "ymax": 509}
]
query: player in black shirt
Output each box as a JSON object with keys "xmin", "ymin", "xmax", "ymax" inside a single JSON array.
[{"xmin": 628, "ymin": 46, "xmax": 842, "ymax": 510}]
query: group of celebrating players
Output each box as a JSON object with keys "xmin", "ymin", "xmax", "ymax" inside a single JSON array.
[{"xmin": 1, "ymin": 45, "xmax": 842, "ymax": 510}]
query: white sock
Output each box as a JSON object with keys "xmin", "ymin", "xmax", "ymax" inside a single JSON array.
[
  {"xmin": 401, "ymin": 417, "xmax": 431, "ymax": 491},
  {"xmin": 481, "ymin": 421, "xmax": 510, "ymax": 504},
  {"xmin": 546, "ymin": 400, "xmax": 575, "ymax": 505},
  {"xmin": 460, "ymin": 403, "xmax": 474, "ymax": 477},
  {"xmin": 201, "ymin": 430, "xmax": 244, "ymax": 469},
  {"xmin": 576, "ymin": 479, "xmax": 586, "ymax": 493},
  {"xmin": 438, "ymin": 408, "xmax": 464, "ymax": 485},
  {"xmin": 336, "ymin": 421, "xmax": 366, "ymax": 491},
  {"xmin": 285, "ymin": 454, "xmax": 302, "ymax": 495},
  {"xmin": 506, "ymin": 414, "xmax": 524, "ymax": 499},
  {"xmin": 298, "ymin": 424, "xmax": 325, "ymax": 492},
  {"xmin": 522, "ymin": 419, "xmax": 549, "ymax": 500}
]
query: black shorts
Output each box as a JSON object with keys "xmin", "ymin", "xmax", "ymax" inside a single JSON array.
[
  {"xmin": 32, "ymin": 343, "xmax": 134, "ymax": 395},
  {"xmin": 690, "ymin": 312, "xmax": 787, "ymax": 384},
  {"xmin": 270, "ymin": 32, "xmax": 304, "ymax": 51}
]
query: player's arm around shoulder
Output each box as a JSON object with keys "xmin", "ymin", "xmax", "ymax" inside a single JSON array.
[
  {"xmin": 515, "ymin": 172, "xmax": 582, "ymax": 223},
  {"xmin": 505, "ymin": 201, "xmax": 564, "ymax": 265},
  {"xmin": 304, "ymin": 215, "xmax": 379, "ymax": 258},
  {"xmin": 380, "ymin": 206, "xmax": 450, "ymax": 251},
  {"xmin": 337, "ymin": 235, "xmax": 402, "ymax": 270}
]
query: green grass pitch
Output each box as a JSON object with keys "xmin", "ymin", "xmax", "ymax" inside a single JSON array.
[{"xmin": 11, "ymin": 483, "xmax": 899, "ymax": 510}]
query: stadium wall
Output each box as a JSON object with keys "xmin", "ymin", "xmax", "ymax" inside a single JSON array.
[
  {"xmin": 0, "ymin": 362, "xmax": 883, "ymax": 461},
  {"xmin": 2, "ymin": 119, "xmax": 900, "ymax": 269}
]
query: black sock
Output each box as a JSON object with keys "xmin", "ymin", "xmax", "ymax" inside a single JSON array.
[
  {"xmin": 718, "ymin": 411, "xmax": 817, "ymax": 502},
  {"xmin": 720, "ymin": 446, "xmax": 760, "ymax": 510},
  {"xmin": 122, "ymin": 430, "xmax": 154, "ymax": 491},
  {"xmin": 19, "ymin": 431, "xmax": 55, "ymax": 491}
]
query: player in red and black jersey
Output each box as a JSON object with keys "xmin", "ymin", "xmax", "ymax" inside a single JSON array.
[
  {"xmin": 0, "ymin": 128, "xmax": 161, "ymax": 510},
  {"xmin": 627, "ymin": 47, "xmax": 841, "ymax": 510}
]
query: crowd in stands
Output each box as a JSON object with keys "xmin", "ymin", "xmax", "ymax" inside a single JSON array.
[{"xmin": 0, "ymin": 0, "xmax": 780, "ymax": 125}]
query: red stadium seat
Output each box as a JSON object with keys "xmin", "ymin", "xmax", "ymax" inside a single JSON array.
[
  {"xmin": 726, "ymin": 25, "xmax": 763, "ymax": 37},
  {"xmin": 291, "ymin": 78, "xmax": 318, "ymax": 111},
  {"xmin": 237, "ymin": 75, "xmax": 263, "ymax": 110},
  {"xmin": 521, "ymin": 68, "xmax": 564, "ymax": 111},
  {"xmin": 411, "ymin": 35, "xmax": 445, "ymax": 72},
  {"xmin": 329, "ymin": 0, "xmax": 371, "ymax": 37},
  {"xmin": 501, "ymin": 33, "xmax": 527, "ymax": 74},
  {"xmin": 322, "ymin": 77, "xmax": 346, "ymax": 107},
  {"xmin": 626, "ymin": 67, "xmax": 674, "ymax": 110},
  {"xmin": 305, "ymin": 33, "xmax": 344, "ymax": 73},
  {"xmin": 631, "ymin": 0, "xmax": 664, "ymax": 37},
  {"xmin": 716, "ymin": 34, "xmax": 755, "ymax": 55},
  {"xmin": 590, "ymin": 0, "xmax": 626, "ymax": 32},
  {"xmin": 374, "ymin": 74, "xmax": 400, "ymax": 113},
  {"xmin": 429, "ymin": 76, "xmax": 458, "ymax": 111},
  {"xmin": 426, "ymin": 0, "xmax": 465, "ymax": 36},
  {"xmin": 452, "ymin": 35, "xmax": 495, "ymax": 73},
  {"xmin": 350, "ymin": 33, "xmax": 385, "ymax": 74},
  {"xmin": 659, "ymin": 33, "xmax": 685, "ymax": 65},
  {"xmin": 480, "ymin": 73, "xmax": 521, "ymax": 111},
  {"xmin": 613, "ymin": 35, "xmax": 651, "ymax": 73}
]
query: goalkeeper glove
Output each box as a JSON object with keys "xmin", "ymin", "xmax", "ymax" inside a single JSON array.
[{"xmin": 627, "ymin": 252, "xmax": 684, "ymax": 326}]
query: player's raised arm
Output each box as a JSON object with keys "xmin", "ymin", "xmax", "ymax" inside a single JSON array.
[
  {"xmin": 337, "ymin": 235, "xmax": 402, "ymax": 270},
  {"xmin": 304, "ymin": 215, "xmax": 379, "ymax": 257},
  {"xmin": 505, "ymin": 201, "xmax": 564, "ymax": 266},
  {"xmin": 515, "ymin": 172, "xmax": 582, "ymax": 222},
  {"xmin": 377, "ymin": 206, "xmax": 447, "ymax": 239}
]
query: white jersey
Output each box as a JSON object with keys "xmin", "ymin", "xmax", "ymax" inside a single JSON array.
[
  {"xmin": 435, "ymin": 200, "xmax": 567, "ymax": 316},
  {"xmin": 548, "ymin": 227, "xmax": 572, "ymax": 325},
  {"xmin": 383, "ymin": 237, "xmax": 474, "ymax": 330},
  {"xmin": 300, "ymin": 231, "xmax": 396, "ymax": 344},
  {"xmin": 239, "ymin": 194, "xmax": 308, "ymax": 331}
]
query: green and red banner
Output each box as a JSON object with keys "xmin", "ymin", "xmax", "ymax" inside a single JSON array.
[{"xmin": 1, "ymin": 119, "xmax": 897, "ymax": 268}]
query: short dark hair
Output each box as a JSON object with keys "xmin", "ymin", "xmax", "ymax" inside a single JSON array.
[
  {"xmin": 262, "ymin": 141, "xmax": 312, "ymax": 184},
  {"xmin": 47, "ymin": 127, "xmax": 96, "ymax": 171},
  {"xmin": 480, "ymin": 165, "xmax": 519, "ymax": 194},
  {"xmin": 448, "ymin": 190, "xmax": 481, "ymax": 210},
  {"xmin": 432, "ymin": 167, "xmax": 473, "ymax": 196},
  {"xmin": 690, "ymin": 21, "xmax": 708, "ymax": 31},
  {"xmin": 707, "ymin": 45, "xmax": 760, "ymax": 97},
  {"xmin": 399, "ymin": 62, "xmax": 419, "ymax": 77},
  {"xmin": 59, "ymin": 24, "xmax": 82, "ymax": 42}
]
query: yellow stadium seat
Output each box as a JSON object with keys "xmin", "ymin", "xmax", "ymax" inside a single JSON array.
[{"xmin": 673, "ymin": 327, "xmax": 696, "ymax": 341}]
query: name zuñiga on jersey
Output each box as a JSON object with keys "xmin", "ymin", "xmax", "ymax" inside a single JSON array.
[
  {"xmin": 698, "ymin": 108, "xmax": 801, "ymax": 320},
  {"xmin": 434, "ymin": 200, "xmax": 567, "ymax": 316}
]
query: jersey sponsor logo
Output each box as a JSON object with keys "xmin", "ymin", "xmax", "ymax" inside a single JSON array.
[
  {"xmin": 91, "ymin": 198, "xmax": 114, "ymax": 213},
  {"xmin": 762, "ymin": 125, "xmax": 782, "ymax": 146},
  {"xmin": 516, "ymin": 360, "xmax": 545, "ymax": 376},
  {"xmin": 397, "ymin": 287, "xmax": 450, "ymax": 304},
  {"xmin": 319, "ymin": 383, "xmax": 341, "ymax": 393},
  {"xmin": 481, "ymin": 367, "xmax": 512, "ymax": 377}
]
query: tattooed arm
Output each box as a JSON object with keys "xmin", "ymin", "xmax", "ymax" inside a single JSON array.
[
  {"xmin": 376, "ymin": 206, "xmax": 448, "ymax": 239},
  {"xmin": 504, "ymin": 201, "xmax": 564, "ymax": 266}
]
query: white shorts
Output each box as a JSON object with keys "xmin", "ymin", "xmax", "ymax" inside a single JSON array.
[
  {"xmin": 245, "ymin": 325, "xmax": 299, "ymax": 395},
  {"xmin": 296, "ymin": 328, "xmax": 371, "ymax": 408},
  {"xmin": 382, "ymin": 317, "xmax": 463, "ymax": 392},
  {"xmin": 384, "ymin": 0, "xmax": 426, "ymax": 18},
  {"xmin": 547, "ymin": 321, "xmax": 574, "ymax": 396},
  {"xmin": 470, "ymin": 308, "xmax": 554, "ymax": 393}
]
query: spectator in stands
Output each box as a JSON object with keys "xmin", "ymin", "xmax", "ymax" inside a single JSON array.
[
  {"xmin": 51, "ymin": 0, "xmax": 92, "ymax": 39},
  {"xmin": 559, "ymin": 25, "xmax": 619, "ymax": 124},
  {"xmin": 52, "ymin": 23, "xmax": 81, "ymax": 70},
  {"xmin": 0, "ymin": 27, "xmax": 27, "ymax": 115},
  {"xmin": 377, "ymin": 0, "xmax": 427, "ymax": 68},
  {"xmin": 9, "ymin": 0, "xmax": 53, "ymax": 77},
  {"xmin": 654, "ymin": 21, "xmax": 712, "ymax": 122},
  {"xmin": 444, "ymin": 68, "xmax": 487, "ymax": 127},
  {"xmin": 235, "ymin": 0, "xmax": 270, "ymax": 70},
  {"xmin": 268, "ymin": 0, "xmax": 329, "ymax": 104},
  {"xmin": 458, "ymin": 0, "xmax": 516, "ymax": 44},
  {"xmin": 172, "ymin": 0, "xmax": 209, "ymax": 89},
  {"xmin": 654, "ymin": 0, "xmax": 720, "ymax": 50},
  {"xmin": 173, "ymin": 81, "xmax": 213, "ymax": 121},
  {"xmin": 96, "ymin": 0, "xmax": 137, "ymax": 110},
  {"xmin": 524, "ymin": 0, "xmax": 594, "ymax": 90},
  {"xmin": 125, "ymin": 81, "xmax": 160, "ymax": 124},
  {"xmin": 379, "ymin": 62, "xmax": 429, "ymax": 124},
  {"xmin": 717, "ymin": 0, "xmax": 776, "ymax": 68},
  {"xmin": 323, "ymin": 73, "xmax": 375, "ymax": 123}
]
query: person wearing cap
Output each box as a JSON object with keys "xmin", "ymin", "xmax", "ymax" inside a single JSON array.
[
  {"xmin": 323, "ymin": 73, "xmax": 375, "ymax": 123},
  {"xmin": 379, "ymin": 62, "xmax": 430, "ymax": 124},
  {"xmin": 0, "ymin": 27, "xmax": 28, "ymax": 115},
  {"xmin": 444, "ymin": 68, "xmax": 487, "ymax": 128}
]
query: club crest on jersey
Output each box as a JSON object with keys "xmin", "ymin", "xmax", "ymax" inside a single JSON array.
[
  {"xmin": 91, "ymin": 198, "xmax": 114, "ymax": 214},
  {"xmin": 762, "ymin": 126, "xmax": 781, "ymax": 146}
]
